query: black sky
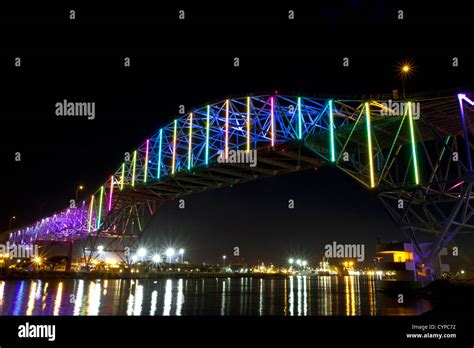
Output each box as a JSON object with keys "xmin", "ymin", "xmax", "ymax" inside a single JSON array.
[{"xmin": 0, "ymin": 1, "xmax": 473, "ymax": 265}]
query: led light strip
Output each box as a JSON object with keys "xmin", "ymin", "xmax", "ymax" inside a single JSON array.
[
  {"xmin": 96, "ymin": 186, "xmax": 104, "ymax": 229},
  {"xmin": 298, "ymin": 97, "xmax": 302, "ymax": 140},
  {"xmin": 88, "ymin": 195, "xmax": 94, "ymax": 233},
  {"xmin": 188, "ymin": 113, "xmax": 193, "ymax": 170},
  {"xmin": 157, "ymin": 129, "xmax": 163, "ymax": 179},
  {"xmin": 144, "ymin": 139, "xmax": 149, "ymax": 183},
  {"xmin": 108, "ymin": 176, "xmax": 114, "ymax": 211},
  {"xmin": 225, "ymin": 100, "xmax": 229, "ymax": 159},
  {"xmin": 328, "ymin": 100, "xmax": 335, "ymax": 162},
  {"xmin": 407, "ymin": 102, "xmax": 420, "ymax": 185},
  {"xmin": 205, "ymin": 105, "xmax": 210, "ymax": 164},
  {"xmin": 172, "ymin": 120, "xmax": 177, "ymax": 175},
  {"xmin": 247, "ymin": 97, "xmax": 251, "ymax": 152},
  {"xmin": 131, "ymin": 150, "xmax": 137, "ymax": 187},
  {"xmin": 365, "ymin": 102, "xmax": 375, "ymax": 188}
]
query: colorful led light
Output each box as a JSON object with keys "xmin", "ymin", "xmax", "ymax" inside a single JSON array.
[
  {"xmin": 244, "ymin": 97, "xmax": 250, "ymax": 152},
  {"xmin": 120, "ymin": 163, "xmax": 125, "ymax": 191},
  {"xmin": 172, "ymin": 119, "xmax": 177, "ymax": 175},
  {"xmin": 88, "ymin": 195, "xmax": 94, "ymax": 233},
  {"xmin": 188, "ymin": 112, "xmax": 193, "ymax": 170},
  {"xmin": 144, "ymin": 139, "xmax": 150, "ymax": 183},
  {"xmin": 108, "ymin": 176, "xmax": 114, "ymax": 211},
  {"xmin": 328, "ymin": 100, "xmax": 335, "ymax": 162},
  {"xmin": 297, "ymin": 97, "xmax": 302, "ymax": 140},
  {"xmin": 270, "ymin": 96, "xmax": 275, "ymax": 147},
  {"xmin": 407, "ymin": 102, "xmax": 420, "ymax": 185},
  {"xmin": 225, "ymin": 100, "xmax": 229, "ymax": 159},
  {"xmin": 205, "ymin": 105, "xmax": 210, "ymax": 165},
  {"xmin": 157, "ymin": 129, "xmax": 163, "ymax": 179},
  {"xmin": 458, "ymin": 93, "xmax": 474, "ymax": 170},
  {"xmin": 96, "ymin": 186, "xmax": 104, "ymax": 229},
  {"xmin": 365, "ymin": 102, "xmax": 375, "ymax": 188},
  {"xmin": 131, "ymin": 150, "xmax": 137, "ymax": 187}
]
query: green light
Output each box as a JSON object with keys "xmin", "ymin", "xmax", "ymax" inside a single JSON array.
[
  {"xmin": 132, "ymin": 150, "xmax": 137, "ymax": 187},
  {"xmin": 407, "ymin": 101, "xmax": 420, "ymax": 185},
  {"xmin": 297, "ymin": 97, "xmax": 302, "ymax": 140},
  {"xmin": 328, "ymin": 100, "xmax": 335, "ymax": 162},
  {"xmin": 365, "ymin": 102, "xmax": 375, "ymax": 188},
  {"xmin": 120, "ymin": 163, "xmax": 125, "ymax": 191},
  {"xmin": 88, "ymin": 195, "xmax": 94, "ymax": 233},
  {"xmin": 157, "ymin": 129, "xmax": 163, "ymax": 179},
  {"xmin": 188, "ymin": 113, "xmax": 193, "ymax": 170},
  {"xmin": 172, "ymin": 120, "xmax": 177, "ymax": 175},
  {"xmin": 205, "ymin": 106, "xmax": 210, "ymax": 165},
  {"xmin": 96, "ymin": 186, "xmax": 104, "ymax": 229}
]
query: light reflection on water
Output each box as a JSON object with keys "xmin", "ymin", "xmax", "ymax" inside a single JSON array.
[{"xmin": 0, "ymin": 276, "xmax": 432, "ymax": 316}]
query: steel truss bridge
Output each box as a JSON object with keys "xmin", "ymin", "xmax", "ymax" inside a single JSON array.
[{"xmin": 6, "ymin": 91, "xmax": 474, "ymax": 281}]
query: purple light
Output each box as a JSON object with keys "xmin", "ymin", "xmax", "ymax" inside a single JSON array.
[
  {"xmin": 9, "ymin": 201, "xmax": 94, "ymax": 244},
  {"xmin": 458, "ymin": 93, "xmax": 473, "ymax": 171}
]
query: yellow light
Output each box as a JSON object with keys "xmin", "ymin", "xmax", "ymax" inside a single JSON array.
[
  {"xmin": 33, "ymin": 257, "xmax": 41, "ymax": 264},
  {"xmin": 402, "ymin": 65, "xmax": 410, "ymax": 73},
  {"xmin": 79, "ymin": 185, "xmax": 84, "ymax": 190}
]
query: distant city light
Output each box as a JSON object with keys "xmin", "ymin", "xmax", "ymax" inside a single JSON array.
[
  {"xmin": 296, "ymin": 259, "xmax": 301, "ymax": 266},
  {"xmin": 137, "ymin": 248, "xmax": 147, "ymax": 258},
  {"xmin": 152, "ymin": 254, "xmax": 162, "ymax": 263},
  {"xmin": 97, "ymin": 245, "xmax": 104, "ymax": 253},
  {"xmin": 302, "ymin": 260, "xmax": 307, "ymax": 267},
  {"xmin": 288, "ymin": 258, "xmax": 294, "ymax": 264},
  {"xmin": 179, "ymin": 248, "xmax": 184, "ymax": 255}
]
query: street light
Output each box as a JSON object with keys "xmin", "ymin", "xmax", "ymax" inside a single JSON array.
[
  {"xmin": 296, "ymin": 259, "xmax": 301, "ymax": 266},
  {"xmin": 165, "ymin": 248, "xmax": 175, "ymax": 263},
  {"xmin": 9, "ymin": 216, "xmax": 16, "ymax": 230},
  {"xmin": 222, "ymin": 255, "xmax": 226, "ymax": 266},
  {"xmin": 75, "ymin": 185, "xmax": 85, "ymax": 202},
  {"xmin": 152, "ymin": 254, "xmax": 162, "ymax": 263},
  {"xmin": 179, "ymin": 248, "xmax": 185, "ymax": 263},
  {"xmin": 302, "ymin": 260, "xmax": 307, "ymax": 267},
  {"xmin": 137, "ymin": 248, "xmax": 147, "ymax": 258},
  {"xmin": 397, "ymin": 60, "xmax": 415, "ymax": 98},
  {"xmin": 97, "ymin": 245, "xmax": 104, "ymax": 253},
  {"xmin": 288, "ymin": 258, "xmax": 294, "ymax": 265}
]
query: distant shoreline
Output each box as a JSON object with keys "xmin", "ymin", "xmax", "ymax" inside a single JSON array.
[{"xmin": 0, "ymin": 270, "xmax": 322, "ymax": 280}]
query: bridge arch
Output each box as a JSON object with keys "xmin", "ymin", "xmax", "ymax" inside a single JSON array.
[{"xmin": 7, "ymin": 92, "xmax": 474, "ymax": 283}]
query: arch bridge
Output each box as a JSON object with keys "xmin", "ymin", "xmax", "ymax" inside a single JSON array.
[{"xmin": 7, "ymin": 91, "xmax": 474, "ymax": 282}]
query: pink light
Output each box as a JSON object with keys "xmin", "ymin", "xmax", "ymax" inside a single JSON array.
[
  {"xmin": 225, "ymin": 100, "xmax": 229, "ymax": 159},
  {"xmin": 447, "ymin": 180, "xmax": 465, "ymax": 192},
  {"xmin": 270, "ymin": 96, "xmax": 275, "ymax": 147},
  {"xmin": 108, "ymin": 176, "xmax": 114, "ymax": 211}
]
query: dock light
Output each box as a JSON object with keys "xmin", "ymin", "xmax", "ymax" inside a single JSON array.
[
  {"xmin": 97, "ymin": 245, "xmax": 104, "ymax": 253},
  {"xmin": 152, "ymin": 254, "xmax": 162, "ymax": 263},
  {"xmin": 137, "ymin": 248, "xmax": 147, "ymax": 258},
  {"xmin": 288, "ymin": 258, "xmax": 294, "ymax": 264}
]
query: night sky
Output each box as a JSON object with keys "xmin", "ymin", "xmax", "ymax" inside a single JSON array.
[{"xmin": 1, "ymin": 1, "xmax": 473, "ymax": 265}]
